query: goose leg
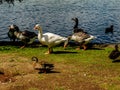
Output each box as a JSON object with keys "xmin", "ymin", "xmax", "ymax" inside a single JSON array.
[
  {"xmin": 50, "ymin": 48, "xmax": 53, "ymax": 53},
  {"xmin": 20, "ymin": 45, "xmax": 26, "ymax": 49},
  {"xmin": 82, "ymin": 44, "xmax": 87, "ymax": 50},
  {"xmin": 64, "ymin": 36, "xmax": 70, "ymax": 49},
  {"xmin": 76, "ymin": 43, "xmax": 82, "ymax": 50},
  {"xmin": 45, "ymin": 48, "xmax": 51, "ymax": 54},
  {"xmin": 76, "ymin": 47, "xmax": 80, "ymax": 50}
]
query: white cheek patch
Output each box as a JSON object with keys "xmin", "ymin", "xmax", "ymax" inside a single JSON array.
[{"xmin": 10, "ymin": 25, "xmax": 14, "ymax": 29}]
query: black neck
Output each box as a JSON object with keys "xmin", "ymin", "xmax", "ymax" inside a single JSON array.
[{"xmin": 74, "ymin": 19, "xmax": 78, "ymax": 29}]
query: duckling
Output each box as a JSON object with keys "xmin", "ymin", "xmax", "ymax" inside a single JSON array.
[
  {"xmin": 9, "ymin": 24, "xmax": 37, "ymax": 48},
  {"xmin": 105, "ymin": 25, "xmax": 114, "ymax": 34},
  {"xmin": 109, "ymin": 44, "xmax": 120, "ymax": 60},
  {"xmin": 31, "ymin": 56, "xmax": 54, "ymax": 73}
]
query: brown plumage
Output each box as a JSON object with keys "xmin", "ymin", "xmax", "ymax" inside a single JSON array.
[
  {"xmin": 31, "ymin": 56, "xmax": 54, "ymax": 73},
  {"xmin": 109, "ymin": 44, "xmax": 120, "ymax": 60},
  {"xmin": 64, "ymin": 18, "xmax": 96, "ymax": 50}
]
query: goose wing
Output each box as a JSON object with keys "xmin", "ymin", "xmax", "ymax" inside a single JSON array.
[
  {"xmin": 22, "ymin": 30, "xmax": 37, "ymax": 38},
  {"xmin": 71, "ymin": 32, "xmax": 90, "ymax": 42},
  {"xmin": 43, "ymin": 33, "xmax": 67, "ymax": 43}
]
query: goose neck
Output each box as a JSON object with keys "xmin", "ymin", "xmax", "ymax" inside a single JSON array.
[
  {"xmin": 38, "ymin": 27, "xmax": 43, "ymax": 38},
  {"xmin": 74, "ymin": 20, "xmax": 78, "ymax": 29}
]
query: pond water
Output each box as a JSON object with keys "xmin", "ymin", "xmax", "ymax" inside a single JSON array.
[{"xmin": 0, "ymin": 0, "xmax": 120, "ymax": 43}]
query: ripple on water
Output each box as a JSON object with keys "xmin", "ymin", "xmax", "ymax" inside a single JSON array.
[{"xmin": 0, "ymin": 0, "xmax": 120, "ymax": 43}]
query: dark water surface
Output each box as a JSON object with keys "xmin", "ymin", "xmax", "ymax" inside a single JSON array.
[{"xmin": 0, "ymin": 0, "xmax": 120, "ymax": 43}]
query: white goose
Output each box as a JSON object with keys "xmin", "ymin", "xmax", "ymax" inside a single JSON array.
[{"xmin": 34, "ymin": 24, "xmax": 68, "ymax": 54}]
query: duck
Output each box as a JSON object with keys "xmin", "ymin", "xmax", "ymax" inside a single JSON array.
[
  {"xmin": 9, "ymin": 24, "xmax": 37, "ymax": 48},
  {"xmin": 64, "ymin": 32, "xmax": 96, "ymax": 50},
  {"xmin": 34, "ymin": 24, "xmax": 68, "ymax": 54},
  {"xmin": 8, "ymin": 25, "xmax": 19, "ymax": 42},
  {"xmin": 72, "ymin": 17, "xmax": 87, "ymax": 33},
  {"xmin": 109, "ymin": 44, "xmax": 120, "ymax": 60},
  {"xmin": 105, "ymin": 25, "xmax": 114, "ymax": 34},
  {"xmin": 31, "ymin": 56, "xmax": 54, "ymax": 73}
]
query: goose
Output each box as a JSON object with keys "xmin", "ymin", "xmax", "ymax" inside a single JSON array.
[
  {"xmin": 34, "ymin": 24, "xmax": 68, "ymax": 54},
  {"xmin": 109, "ymin": 44, "xmax": 120, "ymax": 60},
  {"xmin": 72, "ymin": 17, "xmax": 87, "ymax": 33},
  {"xmin": 64, "ymin": 32, "xmax": 96, "ymax": 50},
  {"xmin": 31, "ymin": 56, "xmax": 54, "ymax": 73},
  {"xmin": 64, "ymin": 18, "xmax": 96, "ymax": 50},
  {"xmin": 105, "ymin": 25, "xmax": 114, "ymax": 34},
  {"xmin": 9, "ymin": 24, "xmax": 37, "ymax": 48}
]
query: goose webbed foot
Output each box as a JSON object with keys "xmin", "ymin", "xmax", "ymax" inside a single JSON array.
[
  {"xmin": 76, "ymin": 47, "xmax": 80, "ymax": 50},
  {"xmin": 82, "ymin": 45, "xmax": 87, "ymax": 50},
  {"xmin": 20, "ymin": 45, "xmax": 25, "ymax": 49},
  {"xmin": 45, "ymin": 51, "xmax": 50, "ymax": 54},
  {"xmin": 45, "ymin": 48, "xmax": 53, "ymax": 54}
]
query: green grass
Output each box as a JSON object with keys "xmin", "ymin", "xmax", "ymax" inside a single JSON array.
[{"xmin": 0, "ymin": 44, "xmax": 120, "ymax": 90}]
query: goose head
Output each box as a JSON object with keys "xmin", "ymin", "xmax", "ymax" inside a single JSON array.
[
  {"xmin": 9, "ymin": 24, "xmax": 20, "ymax": 32},
  {"xmin": 72, "ymin": 17, "xmax": 78, "ymax": 29},
  {"xmin": 115, "ymin": 44, "xmax": 119, "ymax": 51},
  {"xmin": 110, "ymin": 25, "xmax": 114, "ymax": 29},
  {"xmin": 34, "ymin": 24, "xmax": 42, "ymax": 31},
  {"xmin": 31, "ymin": 56, "xmax": 38, "ymax": 63},
  {"xmin": 72, "ymin": 17, "xmax": 78, "ymax": 22}
]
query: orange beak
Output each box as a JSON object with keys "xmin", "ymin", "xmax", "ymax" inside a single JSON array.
[{"xmin": 34, "ymin": 26, "xmax": 37, "ymax": 30}]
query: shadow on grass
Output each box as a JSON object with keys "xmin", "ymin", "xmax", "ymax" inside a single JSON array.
[
  {"xmin": 38, "ymin": 71, "xmax": 60, "ymax": 74},
  {"xmin": 112, "ymin": 59, "xmax": 120, "ymax": 63},
  {"xmin": 0, "ymin": 41, "xmax": 108, "ymax": 50},
  {"xmin": 0, "ymin": 41, "xmax": 40, "ymax": 48},
  {"xmin": 0, "ymin": 41, "xmax": 23, "ymax": 46},
  {"xmin": 87, "ymin": 47, "xmax": 105, "ymax": 50},
  {"xmin": 52, "ymin": 51, "xmax": 78, "ymax": 54}
]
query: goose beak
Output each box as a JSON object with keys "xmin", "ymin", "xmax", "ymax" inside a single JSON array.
[
  {"xmin": 8, "ymin": 25, "xmax": 14, "ymax": 31},
  {"xmin": 34, "ymin": 26, "xmax": 37, "ymax": 30},
  {"xmin": 9, "ymin": 25, "xmax": 14, "ymax": 29}
]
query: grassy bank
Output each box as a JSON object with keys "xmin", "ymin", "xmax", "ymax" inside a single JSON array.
[{"xmin": 0, "ymin": 42, "xmax": 120, "ymax": 90}]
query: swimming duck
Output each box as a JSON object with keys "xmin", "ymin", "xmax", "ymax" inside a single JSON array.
[
  {"xmin": 72, "ymin": 17, "xmax": 87, "ymax": 33},
  {"xmin": 109, "ymin": 44, "xmax": 120, "ymax": 60},
  {"xmin": 34, "ymin": 24, "xmax": 68, "ymax": 54},
  {"xmin": 9, "ymin": 24, "xmax": 37, "ymax": 48},
  {"xmin": 31, "ymin": 56, "xmax": 54, "ymax": 73},
  {"xmin": 8, "ymin": 25, "xmax": 19, "ymax": 42},
  {"xmin": 105, "ymin": 25, "xmax": 114, "ymax": 34},
  {"xmin": 64, "ymin": 32, "xmax": 96, "ymax": 50}
]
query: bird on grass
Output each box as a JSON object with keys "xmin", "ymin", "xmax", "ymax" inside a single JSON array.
[
  {"xmin": 109, "ymin": 44, "xmax": 120, "ymax": 62},
  {"xmin": 31, "ymin": 56, "xmax": 54, "ymax": 73},
  {"xmin": 64, "ymin": 32, "xmax": 96, "ymax": 50},
  {"xmin": 9, "ymin": 24, "xmax": 37, "ymax": 48},
  {"xmin": 64, "ymin": 18, "xmax": 96, "ymax": 50},
  {"xmin": 34, "ymin": 24, "xmax": 68, "ymax": 54}
]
